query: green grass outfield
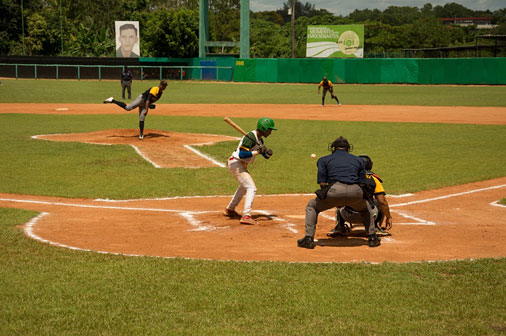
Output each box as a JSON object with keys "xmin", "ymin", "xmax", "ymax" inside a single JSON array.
[
  {"xmin": 1, "ymin": 78, "xmax": 506, "ymax": 106},
  {"xmin": 1, "ymin": 80, "xmax": 506, "ymax": 335}
]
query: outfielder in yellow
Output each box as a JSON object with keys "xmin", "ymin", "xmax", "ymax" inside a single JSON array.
[
  {"xmin": 318, "ymin": 76, "xmax": 341, "ymax": 107},
  {"xmin": 223, "ymin": 118, "xmax": 277, "ymax": 225}
]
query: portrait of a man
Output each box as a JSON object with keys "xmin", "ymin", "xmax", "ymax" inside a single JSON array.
[{"xmin": 115, "ymin": 21, "xmax": 140, "ymax": 58}]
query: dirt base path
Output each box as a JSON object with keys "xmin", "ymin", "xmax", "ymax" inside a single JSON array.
[
  {"xmin": 3, "ymin": 103, "xmax": 506, "ymax": 125},
  {"xmin": 1, "ymin": 103, "xmax": 505, "ymax": 262},
  {"xmin": 0, "ymin": 177, "xmax": 505, "ymax": 263}
]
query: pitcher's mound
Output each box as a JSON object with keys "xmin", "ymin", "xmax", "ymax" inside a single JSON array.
[{"xmin": 34, "ymin": 129, "xmax": 239, "ymax": 168}]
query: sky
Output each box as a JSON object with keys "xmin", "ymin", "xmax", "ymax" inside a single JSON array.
[{"xmin": 249, "ymin": 0, "xmax": 506, "ymax": 16}]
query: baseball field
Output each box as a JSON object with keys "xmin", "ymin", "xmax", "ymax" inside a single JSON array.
[{"xmin": 1, "ymin": 79, "xmax": 506, "ymax": 334}]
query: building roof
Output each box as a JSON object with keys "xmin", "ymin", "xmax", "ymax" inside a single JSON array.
[{"xmin": 441, "ymin": 17, "xmax": 493, "ymax": 21}]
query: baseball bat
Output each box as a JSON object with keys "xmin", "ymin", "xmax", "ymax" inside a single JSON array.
[{"xmin": 224, "ymin": 117, "xmax": 261, "ymax": 146}]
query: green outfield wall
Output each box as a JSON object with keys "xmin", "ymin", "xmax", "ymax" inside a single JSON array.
[{"xmin": 233, "ymin": 57, "xmax": 506, "ymax": 84}]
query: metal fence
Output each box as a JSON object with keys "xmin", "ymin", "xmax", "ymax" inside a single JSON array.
[{"xmin": 0, "ymin": 64, "xmax": 234, "ymax": 81}]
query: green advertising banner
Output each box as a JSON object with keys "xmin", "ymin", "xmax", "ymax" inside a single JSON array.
[{"xmin": 306, "ymin": 25, "xmax": 364, "ymax": 58}]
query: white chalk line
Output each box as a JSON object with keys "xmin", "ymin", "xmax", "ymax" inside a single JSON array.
[
  {"xmin": 32, "ymin": 133, "xmax": 227, "ymax": 169},
  {"xmin": 254, "ymin": 209, "xmax": 298, "ymax": 233},
  {"xmin": 391, "ymin": 184, "xmax": 506, "ymax": 207},
  {"xmin": 390, "ymin": 210, "xmax": 436, "ymax": 225},
  {"xmin": 24, "ymin": 212, "xmax": 153, "ymax": 258},
  {"xmin": 21, "ymin": 211, "xmax": 287, "ymax": 263},
  {"xmin": 0, "ymin": 197, "xmax": 180, "ymax": 213},
  {"xmin": 179, "ymin": 211, "xmax": 230, "ymax": 232},
  {"xmin": 94, "ymin": 193, "xmax": 315, "ymax": 203},
  {"xmin": 5, "ymin": 182, "xmax": 505, "ymax": 234},
  {"xmin": 130, "ymin": 144, "xmax": 161, "ymax": 168},
  {"xmin": 32, "ymin": 134, "xmax": 113, "ymax": 146},
  {"xmin": 3, "ymin": 194, "xmax": 296, "ymax": 235},
  {"xmin": 491, "ymin": 200, "xmax": 506, "ymax": 208},
  {"xmin": 24, "ymin": 212, "xmax": 496, "ymax": 264},
  {"xmin": 5, "ymin": 182, "xmax": 506, "ymax": 258},
  {"xmin": 320, "ymin": 209, "xmax": 433, "ymax": 226},
  {"xmin": 92, "ymin": 184, "xmax": 503, "ymax": 204},
  {"xmin": 184, "ymin": 145, "xmax": 225, "ymax": 168},
  {"xmin": 0, "ymin": 197, "xmax": 295, "ymax": 233}
]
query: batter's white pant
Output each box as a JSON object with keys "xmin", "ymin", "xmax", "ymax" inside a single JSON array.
[{"xmin": 226, "ymin": 159, "xmax": 256, "ymax": 216}]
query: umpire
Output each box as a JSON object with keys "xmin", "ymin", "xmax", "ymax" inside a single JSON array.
[
  {"xmin": 297, "ymin": 136, "xmax": 381, "ymax": 249},
  {"xmin": 121, "ymin": 66, "xmax": 133, "ymax": 99},
  {"xmin": 328, "ymin": 154, "xmax": 393, "ymax": 237}
]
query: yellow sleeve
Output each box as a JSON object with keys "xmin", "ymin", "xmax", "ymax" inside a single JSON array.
[
  {"xmin": 372, "ymin": 176, "xmax": 385, "ymax": 194},
  {"xmin": 318, "ymin": 81, "xmax": 323, "ymax": 87},
  {"xmin": 149, "ymin": 87, "xmax": 160, "ymax": 96}
]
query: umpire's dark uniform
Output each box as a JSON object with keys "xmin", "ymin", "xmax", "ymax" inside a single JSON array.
[
  {"xmin": 121, "ymin": 68, "xmax": 133, "ymax": 99},
  {"xmin": 298, "ymin": 137, "xmax": 380, "ymax": 249}
]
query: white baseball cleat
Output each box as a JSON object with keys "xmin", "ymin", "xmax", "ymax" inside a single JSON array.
[
  {"xmin": 139, "ymin": 134, "xmax": 144, "ymax": 140},
  {"xmin": 103, "ymin": 97, "xmax": 114, "ymax": 103}
]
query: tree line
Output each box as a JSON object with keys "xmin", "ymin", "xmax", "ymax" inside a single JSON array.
[{"xmin": 1, "ymin": 0, "xmax": 505, "ymax": 58}]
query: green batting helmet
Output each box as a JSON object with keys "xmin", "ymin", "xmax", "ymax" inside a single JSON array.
[{"xmin": 256, "ymin": 117, "xmax": 277, "ymax": 132}]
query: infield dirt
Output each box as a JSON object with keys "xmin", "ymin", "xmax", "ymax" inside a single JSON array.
[{"xmin": 1, "ymin": 103, "xmax": 505, "ymax": 263}]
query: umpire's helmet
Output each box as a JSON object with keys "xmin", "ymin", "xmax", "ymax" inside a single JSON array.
[
  {"xmin": 329, "ymin": 136, "xmax": 352, "ymax": 152},
  {"xmin": 359, "ymin": 154, "xmax": 373, "ymax": 170},
  {"xmin": 257, "ymin": 117, "xmax": 277, "ymax": 132}
]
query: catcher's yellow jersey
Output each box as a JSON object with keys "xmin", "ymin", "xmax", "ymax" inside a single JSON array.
[{"xmin": 367, "ymin": 174, "xmax": 385, "ymax": 195}]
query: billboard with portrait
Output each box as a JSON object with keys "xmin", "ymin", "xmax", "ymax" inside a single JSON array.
[
  {"xmin": 115, "ymin": 21, "xmax": 140, "ymax": 58},
  {"xmin": 306, "ymin": 25, "xmax": 364, "ymax": 58}
]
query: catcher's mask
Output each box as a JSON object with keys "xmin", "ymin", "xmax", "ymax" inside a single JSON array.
[
  {"xmin": 329, "ymin": 136, "xmax": 352, "ymax": 153},
  {"xmin": 359, "ymin": 154, "xmax": 373, "ymax": 170}
]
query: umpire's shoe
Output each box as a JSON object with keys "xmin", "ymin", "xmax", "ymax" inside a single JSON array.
[
  {"xmin": 367, "ymin": 234, "xmax": 381, "ymax": 247},
  {"xmin": 297, "ymin": 236, "xmax": 315, "ymax": 249}
]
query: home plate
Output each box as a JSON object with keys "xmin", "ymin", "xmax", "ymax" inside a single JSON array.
[{"xmin": 56, "ymin": 108, "xmax": 69, "ymax": 111}]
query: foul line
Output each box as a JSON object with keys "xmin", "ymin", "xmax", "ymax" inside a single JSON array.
[
  {"xmin": 0, "ymin": 197, "xmax": 179, "ymax": 213},
  {"xmin": 391, "ymin": 184, "xmax": 506, "ymax": 208},
  {"xmin": 130, "ymin": 144, "xmax": 161, "ymax": 168},
  {"xmin": 184, "ymin": 145, "xmax": 226, "ymax": 168}
]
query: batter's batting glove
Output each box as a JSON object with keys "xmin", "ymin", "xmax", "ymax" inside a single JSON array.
[
  {"xmin": 257, "ymin": 145, "xmax": 267, "ymax": 154},
  {"xmin": 264, "ymin": 149, "xmax": 273, "ymax": 158}
]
